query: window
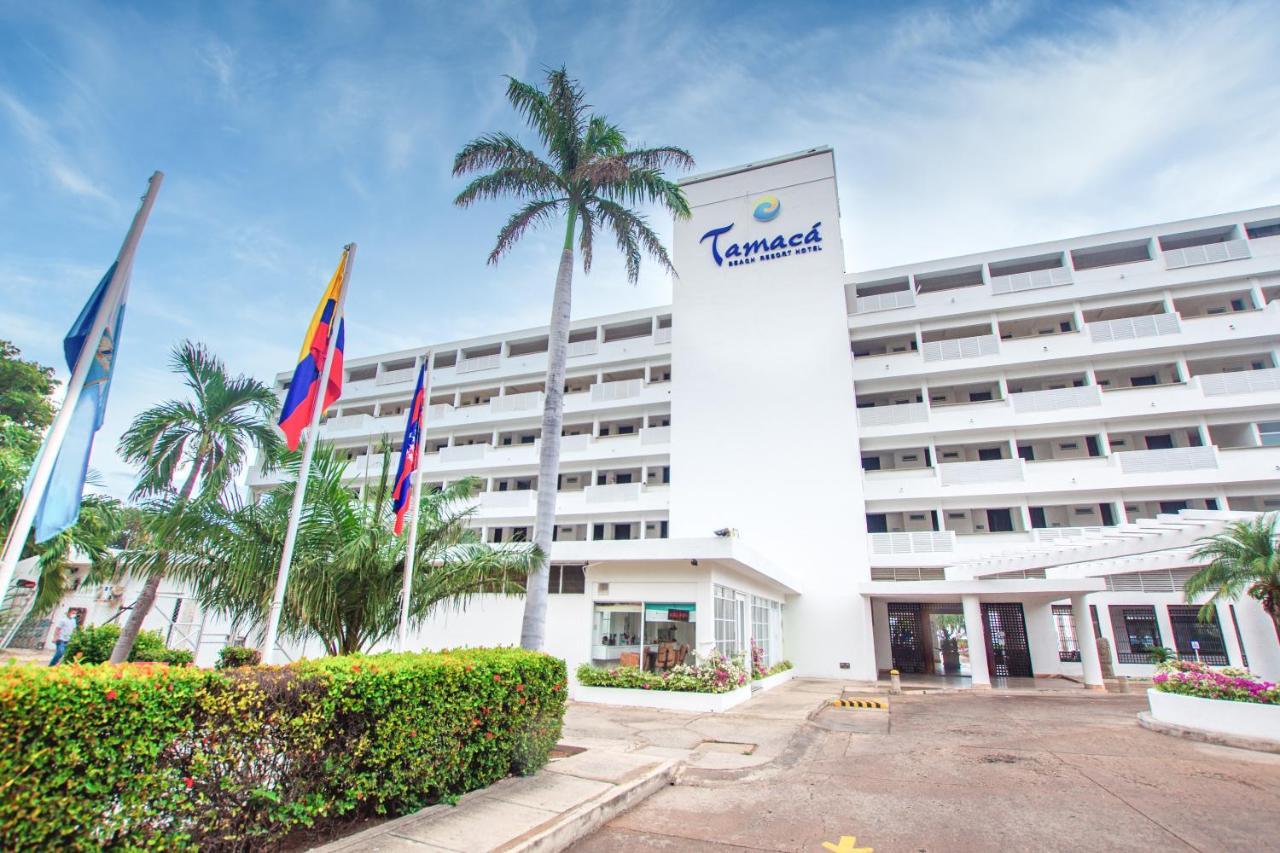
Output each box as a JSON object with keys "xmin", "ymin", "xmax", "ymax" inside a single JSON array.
[
  {"xmin": 1167, "ymin": 605, "xmax": 1229, "ymax": 665},
  {"xmin": 751, "ymin": 596, "xmax": 783, "ymax": 668},
  {"xmin": 591, "ymin": 603, "xmax": 642, "ymax": 668},
  {"xmin": 714, "ymin": 585, "xmax": 741, "ymax": 656},
  {"xmin": 969, "ymin": 391, "xmax": 993, "ymax": 402},
  {"xmin": 978, "ymin": 447, "xmax": 1003, "ymax": 461},
  {"xmin": 862, "ymin": 456, "xmax": 882, "ymax": 471},
  {"xmin": 1259, "ymin": 422, "xmax": 1280, "ymax": 447},
  {"xmin": 1017, "ymin": 445, "xmax": 1034, "ymax": 461},
  {"xmin": 548, "ymin": 564, "xmax": 585, "ymax": 594},
  {"xmin": 866, "ymin": 514, "xmax": 888, "ymax": 534},
  {"xmin": 986, "ymin": 509, "xmax": 1014, "ymax": 532},
  {"xmin": 1130, "ymin": 375, "xmax": 1158, "ymax": 387},
  {"xmin": 1108, "ymin": 606, "xmax": 1162, "ymax": 663},
  {"xmin": 1052, "ymin": 605, "xmax": 1080, "ymax": 661},
  {"xmin": 1144, "ymin": 434, "xmax": 1174, "ymax": 450}
]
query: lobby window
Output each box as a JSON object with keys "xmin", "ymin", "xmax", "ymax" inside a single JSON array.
[
  {"xmin": 548, "ymin": 564, "xmax": 585, "ymax": 595},
  {"xmin": 1052, "ymin": 605, "xmax": 1080, "ymax": 662},
  {"xmin": 714, "ymin": 585, "xmax": 742, "ymax": 656},
  {"xmin": 1108, "ymin": 605, "xmax": 1163, "ymax": 663},
  {"xmin": 592, "ymin": 603, "xmax": 642, "ymax": 668},
  {"xmin": 1167, "ymin": 605, "xmax": 1229, "ymax": 665},
  {"xmin": 751, "ymin": 596, "xmax": 783, "ymax": 668}
]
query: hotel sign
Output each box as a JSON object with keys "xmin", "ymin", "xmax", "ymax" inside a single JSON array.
[{"xmin": 699, "ymin": 194, "xmax": 824, "ymax": 269}]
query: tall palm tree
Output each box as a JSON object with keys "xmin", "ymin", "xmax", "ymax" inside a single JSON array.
[
  {"xmin": 141, "ymin": 444, "xmax": 537, "ymax": 655},
  {"xmin": 1186, "ymin": 513, "xmax": 1280, "ymax": 638},
  {"xmin": 109, "ymin": 341, "xmax": 282, "ymax": 663},
  {"xmin": 453, "ymin": 67, "xmax": 693, "ymax": 650}
]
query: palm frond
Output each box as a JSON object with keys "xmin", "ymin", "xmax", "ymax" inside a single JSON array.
[{"xmin": 488, "ymin": 198, "xmax": 565, "ymax": 265}]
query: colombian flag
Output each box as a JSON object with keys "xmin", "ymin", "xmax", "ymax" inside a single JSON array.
[
  {"xmin": 391, "ymin": 362, "xmax": 426, "ymax": 535},
  {"xmin": 279, "ymin": 251, "xmax": 347, "ymax": 451}
]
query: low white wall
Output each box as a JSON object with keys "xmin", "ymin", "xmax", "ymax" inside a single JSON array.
[
  {"xmin": 1147, "ymin": 689, "xmax": 1280, "ymax": 743},
  {"xmin": 574, "ymin": 683, "xmax": 753, "ymax": 713},
  {"xmin": 752, "ymin": 667, "xmax": 796, "ymax": 692}
]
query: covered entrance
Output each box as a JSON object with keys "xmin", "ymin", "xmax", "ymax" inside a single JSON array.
[
  {"xmin": 887, "ymin": 602, "xmax": 971, "ymax": 677},
  {"xmin": 982, "ymin": 602, "xmax": 1032, "ymax": 678}
]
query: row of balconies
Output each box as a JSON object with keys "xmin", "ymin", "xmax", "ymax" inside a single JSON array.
[
  {"xmin": 862, "ymin": 444, "xmax": 1280, "ymax": 506},
  {"xmin": 470, "ymin": 482, "xmax": 670, "ymax": 520},
  {"xmin": 848, "ymin": 219, "xmax": 1278, "ymax": 322},
  {"xmin": 856, "ymin": 366, "xmax": 1280, "ymax": 440},
  {"xmin": 852, "ymin": 298, "xmax": 1279, "ymax": 384}
]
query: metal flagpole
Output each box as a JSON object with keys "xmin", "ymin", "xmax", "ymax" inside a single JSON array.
[
  {"xmin": 0, "ymin": 172, "xmax": 164, "ymax": 602},
  {"xmin": 396, "ymin": 356, "xmax": 432, "ymax": 652},
  {"xmin": 260, "ymin": 242, "xmax": 355, "ymax": 664}
]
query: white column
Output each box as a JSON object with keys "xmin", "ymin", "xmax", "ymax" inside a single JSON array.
[
  {"xmin": 962, "ymin": 594, "xmax": 991, "ymax": 688},
  {"xmin": 1071, "ymin": 594, "xmax": 1104, "ymax": 689}
]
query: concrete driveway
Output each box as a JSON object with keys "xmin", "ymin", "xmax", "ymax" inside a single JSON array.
[{"xmin": 566, "ymin": 682, "xmax": 1280, "ymax": 852}]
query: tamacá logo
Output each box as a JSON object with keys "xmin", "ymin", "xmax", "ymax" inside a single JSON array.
[{"xmin": 752, "ymin": 195, "xmax": 781, "ymax": 222}]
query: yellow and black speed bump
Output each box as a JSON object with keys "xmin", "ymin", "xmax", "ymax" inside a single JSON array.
[{"xmin": 831, "ymin": 698, "xmax": 887, "ymax": 710}]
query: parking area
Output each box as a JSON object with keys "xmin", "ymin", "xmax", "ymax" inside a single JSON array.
[{"xmin": 567, "ymin": 685, "xmax": 1280, "ymax": 852}]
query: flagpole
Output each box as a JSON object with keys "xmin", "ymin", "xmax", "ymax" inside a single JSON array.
[
  {"xmin": 260, "ymin": 242, "xmax": 355, "ymax": 664},
  {"xmin": 0, "ymin": 171, "xmax": 164, "ymax": 602},
  {"xmin": 396, "ymin": 357, "xmax": 432, "ymax": 652}
]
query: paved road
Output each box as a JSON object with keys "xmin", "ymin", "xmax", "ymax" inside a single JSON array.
[{"xmin": 567, "ymin": 688, "xmax": 1280, "ymax": 852}]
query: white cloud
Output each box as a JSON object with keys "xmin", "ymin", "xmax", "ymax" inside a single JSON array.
[{"xmin": 0, "ymin": 89, "xmax": 112, "ymax": 206}]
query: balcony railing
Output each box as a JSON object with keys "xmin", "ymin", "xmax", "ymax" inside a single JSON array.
[
  {"xmin": 868, "ymin": 531, "xmax": 956, "ymax": 555},
  {"xmin": 1087, "ymin": 312, "xmax": 1179, "ymax": 343},
  {"xmin": 938, "ymin": 458, "xmax": 1024, "ymax": 486},
  {"xmin": 323, "ymin": 413, "xmax": 371, "ymax": 432},
  {"xmin": 1199, "ymin": 367, "xmax": 1280, "ymax": 396},
  {"xmin": 921, "ymin": 334, "xmax": 998, "ymax": 363},
  {"xmin": 654, "ymin": 326, "xmax": 672, "ymax": 344},
  {"xmin": 855, "ymin": 290, "xmax": 915, "ymax": 314},
  {"xmin": 591, "ymin": 378, "xmax": 643, "ymax": 403},
  {"xmin": 856, "ymin": 402, "xmax": 929, "ymax": 428},
  {"xmin": 567, "ymin": 339, "xmax": 599, "ymax": 358},
  {"xmin": 1032, "ymin": 527, "xmax": 1106, "ymax": 543},
  {"xmin": 376, "ymin": 366, "xmax": 417, "ymax": 386},
  {"xmin": 427, "ymin": 403, "xmax": 454, "ymax": 420},
  {"xmin": 990, "ymin": 266, "xmax": 1072, "ymax": 295},
  {"xmin": 481, "ymin": 490, "xmax": 535, "ymax": 509},
  {"xmin": 438, "ymin": 443, "xmax": 487, "ymax": 463},
  {"xmin": 1009, "ymin": 384, "xmax": 1101, "ymax": 414},
  {"xmin": 490, "ymin": 391, "xmax": 543, "ymax": 414},
  {"xmin": 559, "ymin": 433, "xmax": 592, "ymax": 453},
  {"xmin": 457, "ymin": 353, "xmax": 500, "ymax": 374},
  {"xmin": 1116, "ymin": 445, "xmax": 1218, "ymax": 474},
  {"xmin": 584, "ymin": 482, "xmax": 642, "ymax": 504},
  {"xmin": 641, "ymin": 425, "xmax": 671, "ymax": 445},
  {"xmin": 1164, "ymin": 238, "xmax": 1250, "ymax": 270}
]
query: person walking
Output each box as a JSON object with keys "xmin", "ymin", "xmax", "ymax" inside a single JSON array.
[{"xmin": 48, "ymin": 609, "xmax": 78, "ymax": 666}]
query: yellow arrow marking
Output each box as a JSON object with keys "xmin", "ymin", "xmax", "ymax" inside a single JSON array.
[{"xmin": 822, "ymin": 835, "xmax": 873, "ymax": 852}]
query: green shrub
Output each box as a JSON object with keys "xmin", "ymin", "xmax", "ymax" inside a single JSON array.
[
  {"xmin": 0, "ymin": 647, "xmax": 566, "ymax": 850},
  {"xmin": 63, "ymin": 624, "xmax": 187, "ymax": 665},
  {"xmin": 216, "ymin": 645, "xmax": 262, "ymax": 669},
  {"xmin": 577, "ymin": 650, "xmax": 750, "ymax": 694}
]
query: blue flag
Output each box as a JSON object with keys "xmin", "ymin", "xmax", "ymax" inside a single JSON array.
[{"xmin": 33, "ymin": 263, "xmax": 125, "ymax": 542}]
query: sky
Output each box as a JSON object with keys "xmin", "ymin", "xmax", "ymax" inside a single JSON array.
[{"xmin": 2, "ymin": 0, "xmax": 1280, "ymax": 499}]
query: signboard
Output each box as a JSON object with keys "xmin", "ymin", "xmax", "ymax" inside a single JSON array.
[{"xmin": 645, "ymin": 603, "xmax": 696, "ymax": 623}]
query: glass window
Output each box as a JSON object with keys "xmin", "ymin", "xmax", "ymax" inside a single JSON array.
[
  {"xmin": 1259, "ymin": 422, "xmax": 1280, "ymax": 447},
  {"xmin": 750, "ymin": 596, "xmax": 783, "ymax": 668},
  {"xmin": 1051, "ymin": 605, "xmax": 1079, "ymax": 662},
  {"xmin": 643, "ymin": 603, "xmax": 695, "ymax": 670},
  {"xmin": 713, "ymin": 585, "xmax": 739, "ymax": 656},
  {"xmin": 591, "ymin": 603, "xmax": 642, "ymax": 668}
]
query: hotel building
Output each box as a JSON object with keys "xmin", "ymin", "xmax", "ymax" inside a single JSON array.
[{"xmin": 220, "ymin": 148, "xmax": 1280, "ymax": 687}]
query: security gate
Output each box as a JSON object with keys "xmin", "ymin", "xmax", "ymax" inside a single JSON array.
[
  {"xmin": 982, "ymin": 603, "xmax": 1033, "ymax": 678},
  {"xmin": 887, "ymin": 603, "xmax": 927, "ymax": 673}
]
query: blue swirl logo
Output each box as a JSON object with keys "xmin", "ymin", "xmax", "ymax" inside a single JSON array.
[{"xmin": 752, "ymin": 195, "xmax": 781, "ymax": 222}]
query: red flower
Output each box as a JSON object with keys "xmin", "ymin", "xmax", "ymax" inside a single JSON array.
[
  {"xmin": 516, "ymin": 684, "xmax": 524, "ymax": 693},
  {"xmin": 493, "ymin": 674, "xmax": 502, "ymax": 682},
  {"xmin": 485, "ymin": 731, "xmax": 495, "ymax": 740},
  {"xmin": 105, "ymin": 689, "xmax": 118, "ymax": 701},
  {"xmin": 472, "ymin": 718, "xmax": 480, "ymax": 726},
  {"xmin": 183, "ymin": 777, "xmax": 194, "ymax": 789},
  {"xmin": 465, "ymin": 664, "xmax": 474, "ymax": 672}
]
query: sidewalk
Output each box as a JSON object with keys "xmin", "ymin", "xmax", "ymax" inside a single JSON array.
[{"xmin": 314, "ymin": 678, "xmax": 841, "ymax": 852}]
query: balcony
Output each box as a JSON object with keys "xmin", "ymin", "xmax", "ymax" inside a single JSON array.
[
  {"xmin": 584, "ymin": 482, "xmax": 643, "ymax": 504},
  {"xmin": 1199, "ymin": 367, "xmax": 1280, "ymax": 397},
  {"xmin": 1087, "ymin": 312, "xmax": 1179, "ymax": 343},
  {"xmin": 567, "ymin": 339, "xmax": 599, "ymax": 358},
  {"xmin": 1009, "ymin": 385, "xmax": 1101, "ymax": 414},
  {"xmin": 438, "ymin": 443, "xmax": 488, "ymax": 463},
  {"xmin": 641, "ymin": 425, "xmax": 671, "ymax": 445},
  {"xmin": 921, "ymin": 334, "xmax": 998, "ymax": 363},
  {"xmin": 1163, "ymin": 238, "xmax": 1250, "ymax": 270},
  {"xmin": 867, "ymin": 531, "xmax": 956, "ymax": 556},
  {"xmin": 322, "ymin": 413, "xmax": 372, "ymax": 433},
  {"xmin": 457, "ymin": 353, "xmax": 501, "ymax": 374},
  {"xmin": 1031, "ymin": 527, "xmax": 1105, "ymax": 543},
  {"xmin": 937, "ymin": 458, "xmax": 1024, "ymax": 486},
  {"xmin": 376, "ymin": 366, "xmax": 417, "ymax": 386},
  {"xmin": 591, "ymin": 378, "xmax": 643, "ymax": 403},
  {"xmin": 480, "ymin": 490, "xmax": 535, "ymax": 511},
  {"xmin": 654, "ymin": 326, "xmax": 672, "ymax": 345},
  {"xmin": 490, "ymin": 390, "xmax": 543, "ymax": 414},
  {"xmin": 1115, "ymin": 445, "xmax": 1218, "ymax": 474},
  {"xmin": 989, "ymin": 266, "xmax": 1072, "ymax": 295},
  {"xmin": 857, "ymin": 402, "xmax": 929, "ymax": 428},
  {"xmin": 855, "ymin": 290, "xmax": 915, "ymax": 314}
]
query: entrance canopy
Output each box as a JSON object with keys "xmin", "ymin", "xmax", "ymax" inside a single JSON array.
[
  {"xmin": 550, "ymin": 536, "xmax": 803, "ymax": 596},
  {"xmin": 859, "ymin": 577, "xmax": 1103, "ymax": 604}
]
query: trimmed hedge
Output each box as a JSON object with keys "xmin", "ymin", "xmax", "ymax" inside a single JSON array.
[
  {"xmin": 0, "ymin": 647, "xmax": 566, "ymax": 850},
  {"xmin": 63, "ymin": 623, "xmax": 192, "ymax": 666},
  {"xmin": 215, "ymin": 644, "xmax": 262, "ymax": 669}
]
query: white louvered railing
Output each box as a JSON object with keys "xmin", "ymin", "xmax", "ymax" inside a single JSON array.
[
  {"xmin": 1116, "ymin": 445, "xmax": 1218, "ymax": 474},
  {"xmin": 1032, "ymin": 527, "xmax": 1105, "ymax": 543},
  {"xmin": 1164, "ymin": 238, "xmax": 1250, "ymax": 270},
  {"xmin": 567, "ymin": 339, "xmax": 599, "ymax": 358},
  {"xmin": 438, "ymin": 443, "xmax": 488, "ymax": 463},
  {"xmin": 481, "ymin": 490, "xmax": 535, "ymax": 509},
  {"xmin": 640, "ymin": 425, "xmax": 671, "ymax": 445},
  {"xmin": 857, "ymin": 402, "xmax": 929, "ymax": 428},
  {"xmin": 654, "ymin": 326, "xmax": 672, "ymax": 344},
  {"xmin": 490, "ymin": 391, "xmax": 543, "ymax": 414},
  {"xmin": 1087, "ymin": 312, "xmax": 1180, "ymax": 343},
  {"xmin": 1199, "ymin": 367, "xmax": 1280, "ymax": 396},
  {"xmin": 990, "ymin": 266, "xmax": 1072, "ymax": 295},
  {"xmin": 376, "ymin": 367, "xmax": 417, "ymax": 385},
  {"xmin": 584, "ymin": 482, "xmax": 642, "ymax": 504},
  {"xmin": 921, "ymin": 334, "xmax": 999, "ymax": 362},
  {"xmin": 855, "ymin": 290, "xmax": 916, "ymax": 314},
  {"xmin": 938, "ymin": 458, "xmax": 1024, "ymax": 486},
  {"xmin": 427, "ymin": 403, "xmax": 454, "ymax": 420},
  {"xmin": 591, "ymin": 378, "xmax": 643, "ymax": 403},
  {"xmin": 868, "ymin": 531, "xmax": 956, "ymax": 555},
  {"xmin": 559, "ymin": 433, "xmax": 592, "ymax": 453},
  {"xmin": 456, "ymin": 353, "xmax": 500, "ymax": 373},
  {"xmin": 1009, "ymin": 384, "xmax": 1101, "ymax": 414}
]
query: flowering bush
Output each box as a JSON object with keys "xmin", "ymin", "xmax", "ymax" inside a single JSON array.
[
  {"xmin": 0, "ymin": 647, "xmax": 566, "ymax": 849},
  {"xmin": 1152, "ymin": 659, "xmax": 1279, "ymax": 704},
  {"xmin": 577, "ymin": 649, "xmax": 751, "ymax": 694}
]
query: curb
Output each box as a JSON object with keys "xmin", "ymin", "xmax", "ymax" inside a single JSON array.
[
  {"xmin": 499, "ymin": 758, "xmax": 680, "ymax": 852},
  {"xmin": 1137, "ymin": 711, "xmax": 1280, "ymax": 755},
  {"xmin": 832, "ymin": 698, "xmax": 887, "ymax": 710}
]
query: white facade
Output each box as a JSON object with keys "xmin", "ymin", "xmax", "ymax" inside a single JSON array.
[{"xmin": 73, "ymin": 146, "xmax": 1276, "ymax": 684}]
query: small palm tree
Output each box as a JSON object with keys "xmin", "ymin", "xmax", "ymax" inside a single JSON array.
[
  {"xmin": 109, "ymin": 341, "xmax": 282, "ymax": 663},
  {"xmin": 29, "ymin": 494, "xmax": 122, "ymax": 616},
  {"xmin": 453, "ymin": 67, "xmax": 693, "ymax": 650},
  {"xmin": 1186, "ymin": 513, "xmax": 1280, "ymax": 638},
  {"xmin": 146, "ymin": 444, "xmax": 537, "ymax": 655}
]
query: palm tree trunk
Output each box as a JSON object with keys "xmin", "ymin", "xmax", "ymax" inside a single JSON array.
[
  {"xmin": 521, "ymin": 210, "xmax": 576, "ymax": 650},
  {"xmin": 109, "ymin": 459, "xmax": 203, "ymax": 664}
]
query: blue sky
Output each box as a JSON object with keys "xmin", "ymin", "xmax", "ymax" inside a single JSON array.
[{"xmin": 3, "ymin": 0, "xmax": 1279, "ymax": 498}]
